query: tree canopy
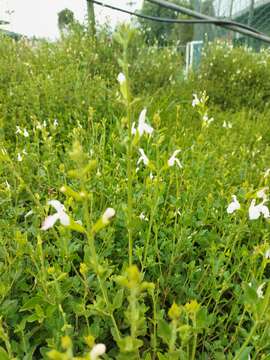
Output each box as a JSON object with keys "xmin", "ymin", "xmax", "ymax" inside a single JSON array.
[
  {"xmin": 138, "ymin": 0, "xmax": 194, "ymax": 45},
  {"xmin": 58, "ymin": 8, "xmax": 75, "ymax": 33}
]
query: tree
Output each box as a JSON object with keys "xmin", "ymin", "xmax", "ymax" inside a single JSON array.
[
  {"xmin": 58, "ymin": 8, "xmax": 75, "ymax": 33},
  {"xmin": 138, "ymin": 0, "xmax": 194, "ymax": 45}
]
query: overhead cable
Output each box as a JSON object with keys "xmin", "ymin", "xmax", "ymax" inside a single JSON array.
[
  {"xmin": 147, "ymin": 0, "xmax": 270, "ymax": 44},
  {"xmin": 92, "ymin": 0, "xmax": 264, "ymax": 35}
]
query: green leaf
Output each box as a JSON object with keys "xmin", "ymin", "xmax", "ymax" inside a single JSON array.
[
  {"xmin": 157, "ymin": 319, "xmax": 172, "ymax": 347},
  {"xmin": 235, "ymin": 347, "xmax": 252, "ymax": 360},
  {"xmin": 0, "ymin": 347, "xmax": 9, "ymax": 360},
  {"xmin": 112, "ymin": 289, "xmax": 124, "ymax": 311}
]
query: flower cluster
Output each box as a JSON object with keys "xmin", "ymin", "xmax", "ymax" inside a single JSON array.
[
  {"xmin": 192, "ymin": 92, "xmax": 214, "ymax": 128},
  {"xmin": 132, "ymin": 108, "xmax": 153, "ymax": 137},
  {"xmin": 227, "ymin": 188, "xmax": 270, "ymax": 220}
]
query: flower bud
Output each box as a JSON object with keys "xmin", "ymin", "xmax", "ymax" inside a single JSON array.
[
  {"xmin": 102, "ymin": 208, "xmax": 116, "ymax": 225},
  {"xmin": 90, "ymin": 343, "xmax": 106, "ymax": 360}
]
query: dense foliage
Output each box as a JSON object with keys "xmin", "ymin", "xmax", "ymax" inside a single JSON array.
[
  {"xmin": 1, "ymin": 26, "xmax": 270, "ymax": 360},
  {"xmin": 197, "ymin": 42, "xmax": 270, "ymax": 111}
]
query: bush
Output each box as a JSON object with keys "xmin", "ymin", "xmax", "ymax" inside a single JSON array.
[{"xmin": 196, "ymin": 42, "xmax": 270, "ymax": 111}]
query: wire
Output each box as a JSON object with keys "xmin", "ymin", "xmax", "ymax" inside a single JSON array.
[
  {"xmin": 147, "ymin": 0, "xmax": 270, "ymax": 44},
  {"xmin": 92, "ymin": 0, "xmax": 264, "ymax": 36}
]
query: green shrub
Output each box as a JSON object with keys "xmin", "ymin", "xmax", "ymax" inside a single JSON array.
[
  {"xmin": 196, "ymin": 42, "xmax": 270, "ymax": 111},
  {"xmin": 1, "ymin": 26, "xmax": 270, "ymax": 360}
]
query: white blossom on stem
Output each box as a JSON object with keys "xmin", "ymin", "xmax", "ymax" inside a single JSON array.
[
  {"xmin": 222, "ymin": 121, "xmax": 232, "ymax": 129},
  {"xmin": 15, "ymin": 126, "xmax": 22, "ymax": 135},
  {"xmin": 202, "ymin": 113, "xmax": 214, "ymax": 126},
  {"xmin": 102, "ymin": 208, "xmax": 116, "ymax": 225},
  {"xmin": 249, "ymin": 199, "xmax": 270, "ymax": 220},
  {"xmin": 257, "ymin": 187, "xmax": 268, "ymax": 201},
  {"xmin": 117, "ymin": 72, "xmax": 126, "ymax": 84},
  {"xmin": 168, "ymin": 150, "xmax": 182, "ymax": 168},
  {"xmin": 41, "ymin": 200, "xmax": 70, "ymax": 230},
  {"xmin": 90, "ymin": 343, "xmax": 106, "ymax": 360},
  {"xmin": 192, "ymin": 93, "xmax": 200, "ymax": 107},
  {"xmin": 227, "ymin": 195, "xmax": 240, "ymax": 214},
  {"xmin": 139, "ymin": 212, "xmax": 149, "ymax": 221},
  {"xmin": 137, "ymin": 148, "xmax": 149, "ymax": 166},
  {"xmin": 265, "ymin": 249, "xmax": 270, "ymax": 259},
  {"xmin": 23, "ymin": 128, "xmax": 29, "ymax": 137},
  {"xmin": 257, "ymin": 282, "xmax": 266, "ymax": 299},
  {"xmin": 132, "ymin": 108, "xmax": 153, "ymax": 137}
]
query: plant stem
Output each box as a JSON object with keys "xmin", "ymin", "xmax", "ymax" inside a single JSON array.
[
  {"xmin": 232, "ymin": 322, "xmax": 258, "ymax": 360},
  {"xmin": 123, "ymin": 44, "xmax": 134, "ymax": 267},
  {"xmin": 191, "ymin": 317, "xmax": 197, "ymax": 360}
]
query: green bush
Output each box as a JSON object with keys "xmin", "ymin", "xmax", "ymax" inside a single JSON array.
[{"xmin": 196, "ymin": 42, "xmax": 270, "ymax": 111}]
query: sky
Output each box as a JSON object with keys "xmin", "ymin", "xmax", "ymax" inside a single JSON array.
[{"xmin": 0, "ymin": 0, "xmax": 143, "ymax": 39}]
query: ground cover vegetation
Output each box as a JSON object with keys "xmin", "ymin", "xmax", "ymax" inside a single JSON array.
[{"xmin": 1, "ymin": 24, "xmax": 270, "ymax": 359}]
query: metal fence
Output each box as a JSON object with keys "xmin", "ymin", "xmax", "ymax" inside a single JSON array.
[{"xmin": 191, "ymin": 0, "xmax": 270, "ymax": 44}]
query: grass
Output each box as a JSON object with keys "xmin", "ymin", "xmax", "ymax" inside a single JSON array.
[{"xmin": 1, "ymin": 26, "xmax": 270, "ymax": 359}]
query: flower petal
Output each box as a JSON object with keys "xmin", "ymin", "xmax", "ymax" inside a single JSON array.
[
  {"xmin": 260, "ymin": 204, "xmax": 270, "ymax": 219},
  {"xmin": 41, "ymin": 213, "xmax": 60, "ymax": 230},
  {"xmin": 59, "ymin": 211, "xmax": 70, "ymax": 226},
  {"xmin": 249, "ymin": 200, "xmax": 260, "ymax": 220},
  {"xmin": 48, "ymin": 200, "xmax": 65, "ymax": 213},
  {"xmin": 138, "ymin": 108, "xmax": 147, "ymax": 125}
]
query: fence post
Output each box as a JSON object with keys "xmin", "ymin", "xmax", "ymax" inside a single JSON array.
[{"xmin": 248, "ymin": 0, "xmax": 255, "ymax": 26}]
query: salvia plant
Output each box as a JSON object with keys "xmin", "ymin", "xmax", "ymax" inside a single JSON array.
[{"xmin": 0, "ymin": 24, "xmax": 270, "ymax": 360}]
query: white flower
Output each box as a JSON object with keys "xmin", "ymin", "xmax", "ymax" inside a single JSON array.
[
  {"xmin": 265, "ymin": 249, "xmax": 270, "ymax": 259},
  {"xmin": 131, "ymin": 122, "xmax": 136, "ymax": 135},
  {"xmin": 192, "ymin": 93, "xmax": 200, "ymax": 107},
  {"xmin": 139, "ymin": 212, "xmax": 149, "ymax": 221},
  {"xmin": 137, "ymin": 148, "xmax": 149, "ymax": 166},
  {"xmin": 174, "ymin": 208, "xmax": 181, "ymax": 217},
  {"xmin": 53, "ymin": 119, "xmax": 58, "ymax": 127},
  {"xmin": 132, "ymin": 109, "xmax": 153, "ymax": 137},
  {"xmin": 22, "ymin": 148, "xmax": 27, "ymax": 155},
  {"xmin": 249, "ymin": 199, "xmax": 270, "ymax": 220},
  {"xmin": 222, "ymin": 121, "xmax": 232, "ymax": 129},
  {"xmin": 102, "ymin": 207, "xmax": 115, "ymax": 225},
  {"xmin": 17, "ymin": 153, "xmax": 23, "ymax": 162},
  {"xmin": 25, "ymin": 210, "xmax": 34, "ymax": 218},
  {"xmin": 202, "ymin": 113, "xmax": 214, "ymax": 125},
  {"xmin": 257, "ymin": 187, "xmax": 268, "ymax": 201},
  {"xmin": 15, "ymin": 126, "xmax": 22, "ymax": 135},
  {"xmin": 117, "ymin": 72, "xmax": 126, "ymax": 84},
  {"xmin": 36, "ymin": 122, "xmax": 43, "ymax": 130},
  {"xmin": 41, "ymin": 200, "xmax": 70, "ymax": 230},
  {"xmin": 256, "ymin": 282, "xmax": 266, "ymax": 299},
  {"xmin": 90, "ymin": 343, "xmax": 106, "ymax": 360},
  {"xmin": 5, "ymin": 180, "xmax": 10, "ymax": 190},
  {"xmin": 227, "ymin": 195, "xmax": 240, "ymax": 214},
  {"xmin": 23, "ymin": 128, "xmax": 29, "ymax": 137},
  {"xmin": 168, "ymin": 150, "xmax": 182, "ymax": 168}
]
